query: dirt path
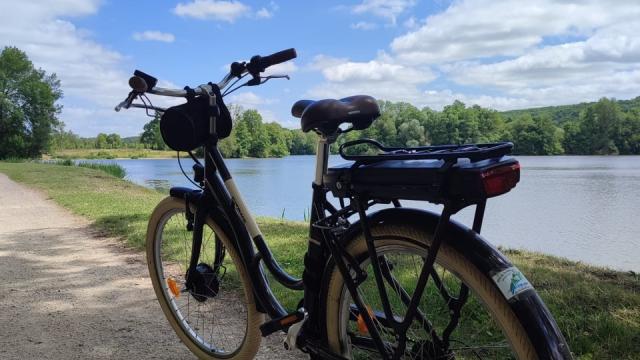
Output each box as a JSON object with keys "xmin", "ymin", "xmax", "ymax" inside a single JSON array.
[{"xmin": 0, "ymin": 174, "xmax": 303, "ymax": 359}]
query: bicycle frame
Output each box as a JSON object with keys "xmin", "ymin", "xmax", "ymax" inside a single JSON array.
[{"xmin": 182, "ymin": 128, "xmax": 490, "ymax": 359}]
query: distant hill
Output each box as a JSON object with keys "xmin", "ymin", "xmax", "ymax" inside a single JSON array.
[
  {"xmin": 122, "ymin": 136, "xmax": 140, "ymax": 144},
  {"xmin": 501, "ymin": 96, "xmax": 640, "ymax": 124}
]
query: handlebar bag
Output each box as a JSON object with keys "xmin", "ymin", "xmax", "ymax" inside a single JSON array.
[{"xmin": 160, "ymin": 89, "xmax": 231, "ymax": 152}]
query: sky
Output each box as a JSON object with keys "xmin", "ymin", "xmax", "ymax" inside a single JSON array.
[{"xmin": 2, "ymin": 0, "xmax": 640, "ymax": 137}]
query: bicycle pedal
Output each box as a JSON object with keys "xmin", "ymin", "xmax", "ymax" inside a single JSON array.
[{"xmin": 260, "ymin": 308, "xmax": 306, "ymax": 337}]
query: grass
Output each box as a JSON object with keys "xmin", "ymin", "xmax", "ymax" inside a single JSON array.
[
  {"xmin": 48, "ymin": 148, "xmax": 179, "ymax": 160},
  {"xmin": 76, "ymin": 162, "xmax": 126, "ymax": 178},
  {"xmin": 49, "ymin": 159, "xmax": 127, "ymax": 178},
  {"xmin": 0, "ymin": 161, "xmax": 638, "ymax": 359}
]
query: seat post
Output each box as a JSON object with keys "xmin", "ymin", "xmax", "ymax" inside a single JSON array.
[{"xmin": 314, "ymin": 136, "xmax": 331, "ymax": 185}]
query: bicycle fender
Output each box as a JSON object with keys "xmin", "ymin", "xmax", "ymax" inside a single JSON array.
[
  {"xmin": 168, "ymin": 187, "xmax": 237, "ymax": 254},
  {"xmin": 323, "ymin": 207, "xmax": 573, "ymax": 359}
]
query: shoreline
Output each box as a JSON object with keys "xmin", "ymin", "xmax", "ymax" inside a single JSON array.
[
  {"xmin": 47, "ymin": 153, "xmax": 640, "ymax": 161},
  {"xmin": 0, "ymin": 161, "xmax": 638, "ymax": 357}
]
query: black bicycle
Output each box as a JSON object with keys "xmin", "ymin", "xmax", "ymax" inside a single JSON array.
[{"xmin": 115, "ymin": 48, "xmax": 573, "ymax": 359}]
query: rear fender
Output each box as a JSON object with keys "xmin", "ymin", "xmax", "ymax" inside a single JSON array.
[{"xmin": 321, "ymin": 207, "xmax": 572, "ymax": 359}]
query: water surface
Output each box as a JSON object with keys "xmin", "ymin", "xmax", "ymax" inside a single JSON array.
[{"xmin": 84, "ymin": 156, "xmax": 640, "ymax": 271}]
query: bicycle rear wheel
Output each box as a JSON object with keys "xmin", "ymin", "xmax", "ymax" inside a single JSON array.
[
  {"xmin": 324, "ymin": 221, "xmax": 570, "ymax": 359},
  {"xmin": 146, "ymin": 196, "xmax": 263, "ymax": 359}
]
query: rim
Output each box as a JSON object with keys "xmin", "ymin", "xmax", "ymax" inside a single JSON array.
[
  {"xmin": 153, "ymin": 208, "xmax": 248, "ymax": 357},
  {"xmin": 337, "ymin": 243, "xmax": 515, "ymax": 360}
]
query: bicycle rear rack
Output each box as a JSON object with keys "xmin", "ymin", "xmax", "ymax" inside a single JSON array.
[{"xmin": 339, "ymin": 139, "xmax": 513, "ymax": 164}]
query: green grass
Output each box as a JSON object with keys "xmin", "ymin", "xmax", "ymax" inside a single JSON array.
[
  {"xmin": 0, "ymin": 162, "xmax": 638, "ymax": 359},
  {"xmin": 49, "ymin": 159, "xmax": 127, "ymax": 178}
]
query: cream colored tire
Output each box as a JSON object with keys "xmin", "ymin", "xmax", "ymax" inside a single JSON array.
[
  {"xmin": 146, "ymin": 197, "xmax": 263, "ymax": 359},
  {"xmin": 324, "ymin": 223, "xmax": 538, "ymax": 359}
]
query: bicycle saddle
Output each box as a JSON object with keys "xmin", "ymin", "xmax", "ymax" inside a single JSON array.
[{"xmin": 292, "ymin": 95, "xmax": 381, "ymax": 135}]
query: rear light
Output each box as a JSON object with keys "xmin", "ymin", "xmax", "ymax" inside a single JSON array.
[{"xmin": 481, "ymin": 162, "xmax": 520, "ymax": 197}]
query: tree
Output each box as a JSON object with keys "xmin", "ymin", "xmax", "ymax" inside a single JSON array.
[
  {"xmin": 397, "ymin": 119, "xmax": 426, "ymax": 147},
  {"xmin": 580, "ymin": 98, "xmax": 621, "ymax": 154},
  {"xmin": 106, "ymin": 133, "xmax": 122, "ymax": 148},
  {"xmin": 95, "ymin": 133, "xmax": 108, "ymax": 149},
  {"xmin": 0, "ymin": 47, "xmax": 62, "ymax": 158},
  {"xmin": 140, "ymin": 113, "xmax": 168, "ymax": 150},
  {"xmin": 264, "ymin": 122, "xmax": 290, "ymax": 157},
  {"xmin": 236, "ymin": 110, "xmax": 269, "ymax": 157},
  {"xmin": 507, "ymin": 114, "xmax": 564, "ymax": 155},
  {"xmin": 290, "ymin": 130, "xmax": 316, "ymax": 155}
]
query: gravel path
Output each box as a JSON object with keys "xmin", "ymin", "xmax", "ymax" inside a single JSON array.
[{"xmin": 0, "ymin": 174, "xmax": 304, "ymax": 359}]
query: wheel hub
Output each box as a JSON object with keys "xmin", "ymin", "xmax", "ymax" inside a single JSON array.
[
  {"xmin": 410, "ymin": 340, "xmax": 454, "ymax": 360},
  {"xmin": 188, "ymin": 263, "xmax": 220, "ymax": 302}
]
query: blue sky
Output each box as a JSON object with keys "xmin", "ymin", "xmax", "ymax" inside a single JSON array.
[{"xmin": 2, "ymin": 0, "xmax": 640, "ymax": 136}]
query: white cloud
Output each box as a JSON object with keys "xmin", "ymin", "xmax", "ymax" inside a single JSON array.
[
  {"xmin": 265, "ymin": 61, "xmax": 298, "ymax": 75},
  {"xmin": 307, "ymin": 56, "xmax": 435, "ymax": 104},
  {"xmin": 174, "ymin": 0, "xmax": 250, "ymax": 22},
  {"xmin": 421, "ymin": 89, "xmax": 532, "ymax": 111},
  {"xmin": 0, "ymin": 1, "xmax": 191, "ymax": 136},
  {"xmin": 0, "ymin": 1, "xmax": 148, "ymax": 136},
  {"xmin": 309, "ymin": 55, "xmax": 350, "ymax": 71},
  {"xmin": 227, "ymin": 92, "xmax": 275, "ymax": 107},
  {"xmin": 391, "ymin": 0, "xmax": 640, "ymax": 64},
  {"xmin": 256, "ymin": 8, "xmax": 273, "ymax": 19},
  {"xmin": 132, "ymin": 31, "xmax": 175, "ymax": 43},
  {"xmin": 310, "ymin": 0, "xmax": 640, "ymax": 111},
  {"xmin": 321, "ymin": 59, "xmax": 433, "ymax": 84},
  {"xmin": 351, "ymin": 21, "xmax": 377, "ymax": 31},
  {"xmin": 352, "ymin": 0, "xmax": 416, "ymax": 25},
  {"xmin": 443, "ymin": 21, "xmax": 640, "ymax": 107},
  {"xmin": 403, "ymin": 16, "xmax": 419, "ymax": 30}
]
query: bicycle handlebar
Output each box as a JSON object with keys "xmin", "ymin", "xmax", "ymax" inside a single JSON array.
[
  {"xmin": 247, "ymin": 48, "xmax": 297, "ymax": 74},
  {"xmin": 114, "ymin": 48, "xmax": 297, "ymax": 112}
]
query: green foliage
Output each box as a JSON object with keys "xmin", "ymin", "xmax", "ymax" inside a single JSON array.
[
  {"xmin": 139, "ymin": 113, "xmax": 168, "ymax": 150},
  {"xmin": 507, "ymin": 114, "xmax": 564, "ymax": 155},
  {"xmin": 341, "ymin": 97, "xmax": 640, "ymax": 156},
  {"xmin": 0, "ymin": 47, "xmax": 62, "ymax": 159},
  {"xmin": 289, "ymin": 129, "xmax": 317, "ymax": 155},
  {"xmin": 45, "ymin": 95, "xmax": 640, "ymax": 158},
  {"xmin": 218, "ymin": 107, "xmax": 306, "ymax": 158}
]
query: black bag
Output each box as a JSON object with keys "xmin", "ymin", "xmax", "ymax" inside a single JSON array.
[{"xmin": 160, "ymin": 85, "xmax": 232, "ymax": 152}]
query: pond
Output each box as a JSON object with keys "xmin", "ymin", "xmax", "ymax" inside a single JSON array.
[{"xmin": 82, "ymin": 155, "xmax": 640, "ymax": 272}]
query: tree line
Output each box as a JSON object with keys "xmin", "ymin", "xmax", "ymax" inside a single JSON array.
[
  {"xmin": 336, "ymin": 98, "xmax": 640, "ymax": 156},
  {"xmin": 29, "ymin": 95, "xmax": 640, "ymax": 158},
  {"xmin": 3, "ymin": 46, "xmax": 640, "ymax": 159}
]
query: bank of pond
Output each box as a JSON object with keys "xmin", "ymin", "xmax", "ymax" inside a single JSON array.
[{"xmin": 0, "ymin": 161, "xmax": 638, "ymax": 358}]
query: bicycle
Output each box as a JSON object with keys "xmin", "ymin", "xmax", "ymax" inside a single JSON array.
[{"xmin": 115, "ymin": 48, "xmax": 573, "ymax": 359}]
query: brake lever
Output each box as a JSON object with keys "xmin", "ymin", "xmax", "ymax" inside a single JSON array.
[
  {"xmin": 257, "ymin": 74, "xmax": 290, "ymax": 85},
  {"xmin": 114, "ymin": 91, "xmax": 137, "ymax": 112}
]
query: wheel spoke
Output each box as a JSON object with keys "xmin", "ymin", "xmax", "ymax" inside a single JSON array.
[
  {"xmin": 150, "ymin": 204, "xmax": 251, "ymax": 357},
  {"xmin": 333, "ymin": 241, "xmax": 521, "ymax": 359}
]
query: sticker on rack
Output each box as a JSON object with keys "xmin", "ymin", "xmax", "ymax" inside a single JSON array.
[{"xmin": 492, "ymin": 267, "xmax": 533, "ymax": 301}]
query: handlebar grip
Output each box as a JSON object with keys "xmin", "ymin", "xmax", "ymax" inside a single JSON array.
[{"xmin": 262, "ymin": 48, "xmax": 297, "ymax": 68}]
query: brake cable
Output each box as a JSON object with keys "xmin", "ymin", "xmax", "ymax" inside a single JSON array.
[{"xmin": 222, "ymin": 72, "xmax": 249, "ymax": 97}]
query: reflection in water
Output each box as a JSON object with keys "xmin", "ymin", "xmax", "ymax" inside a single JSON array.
[
  {"xmin": 144, "ymin": 179, "xmax": 171, "ymax": 193},
  {"xmin": 81, "ymin": 156, "xmax": 640, "ymax": 272}
]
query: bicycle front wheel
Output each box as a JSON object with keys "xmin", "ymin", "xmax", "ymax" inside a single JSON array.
[
  {"xmin": 146, "ymin": 196, "xmax": 263, "ymax": 359},
  {"xmin": 324, "ymin": 220, "xmax": 568, "ymax": 359}
]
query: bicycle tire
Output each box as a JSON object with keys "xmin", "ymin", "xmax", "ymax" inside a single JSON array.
[
  {"xmin": 324, "ymin": 215, "xmax": 571, "ymax": 359},
  {"xmin": 146, "ymin": 196, "xmax": 263, "ymax": 359}
]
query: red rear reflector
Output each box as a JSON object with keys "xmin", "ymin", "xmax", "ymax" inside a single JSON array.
[{"xmin": 481, "ymin": 163, "xmax": 520, "ymax": 196}]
